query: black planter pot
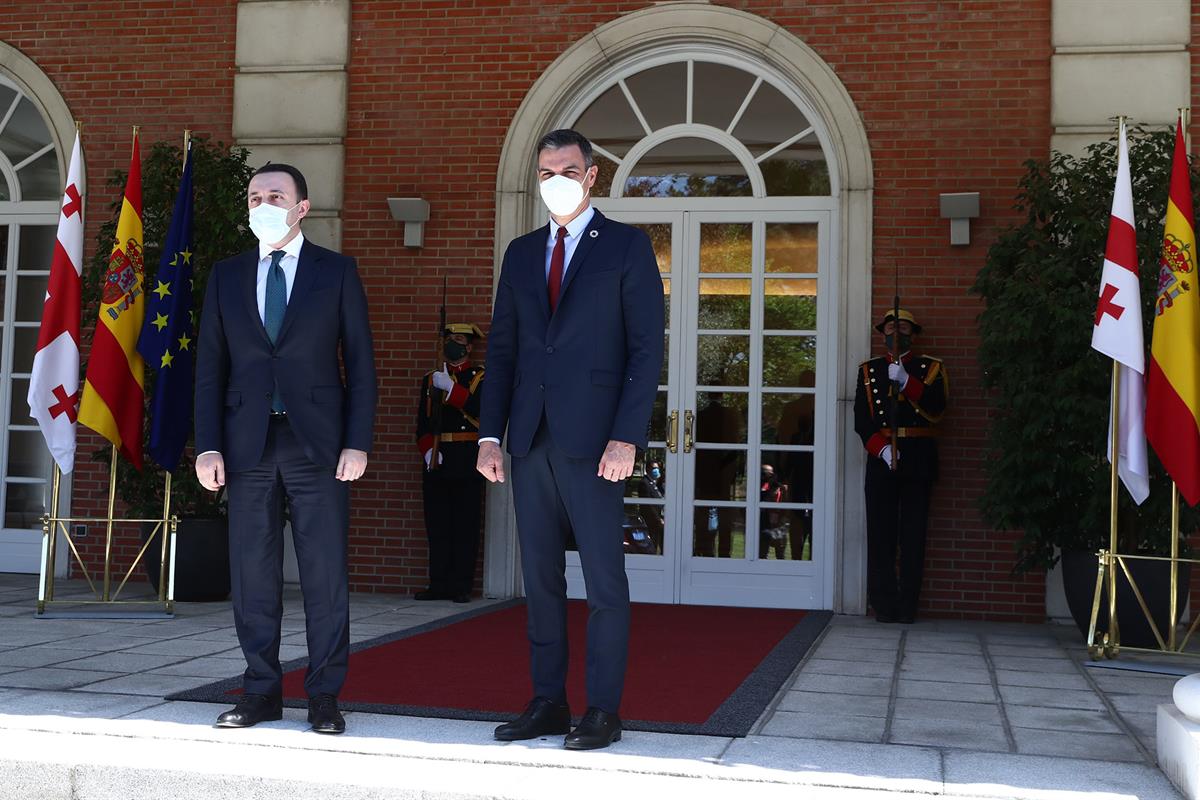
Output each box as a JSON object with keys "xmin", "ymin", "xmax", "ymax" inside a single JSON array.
[
  {"xmin": 1061, "ymin": 548, "xmax": 1189, "ymax": 650},
  {"xmin": 140, "ymin": 517, "xmax": 231, "ymax": 602}
]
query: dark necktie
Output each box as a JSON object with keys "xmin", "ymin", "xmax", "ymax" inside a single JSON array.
[
  {"xmin": 264, "ymin": 250, "xmax": 287, "ymax": 412},
  {"xmin": 548, "ymin": 226, "xmax": 567, "ymax": 313}
]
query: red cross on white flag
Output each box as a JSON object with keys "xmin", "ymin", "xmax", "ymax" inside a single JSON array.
[
  {"xmin": 1090, "ymin": 119, "xmax": 1149, "ymax": 504},
  {"xmin": 27, "ymin": 131, "xmax": 83, "ymax": 474}
]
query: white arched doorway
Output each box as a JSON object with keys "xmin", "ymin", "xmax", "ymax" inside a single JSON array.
[
  {"xmin": 0, "ymin": 43, "xmax": 77, "ymax": 574},
  {"xmin": 486, "ymin": 5, "xmax": 873, "ymax": 612}
]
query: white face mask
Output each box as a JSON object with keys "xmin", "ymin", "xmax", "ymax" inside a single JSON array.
[
  {"xmin": 539, "ymin": 174, "xmax": 586, "ymax": 217},
  {"xmin": 248, "ymin": 201, "xmax": 300, "ymax": 245}
]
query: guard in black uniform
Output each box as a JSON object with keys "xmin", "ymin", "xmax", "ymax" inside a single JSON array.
[
  {"xmin": 853, "ymin": 309, "xmax": 947, "ymax": 624},
  {"xmin": 416, "ymin": 323, "xmax": 485, "ymax": 603}
]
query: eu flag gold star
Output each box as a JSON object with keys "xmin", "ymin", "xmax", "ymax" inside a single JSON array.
[
  {"xmin": 177, "ymin": 333, "xmax": 192, "ymax": 351},
  {"xmin": 152, "ymin": 313, "xmax": 169, "ymax": 331},
  {"xmin": 154, "ymin": 281, "xmax": 171, "ymax": 299},
  {"xmin": 180, "ymin": 249, "xmax": 192, "ymax": 264},
  {"xmin": 160, "ymin": 351, "xmax": 174, "ymax": 368}
]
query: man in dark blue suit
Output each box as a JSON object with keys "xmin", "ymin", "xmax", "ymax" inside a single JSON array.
[
  {"xmin": 194, "ymin": 163, "xmax": 376, "ymax": 735},
  {"xmin": 478, "ymin": 130, "xmax": 664, "ymax": 750}
]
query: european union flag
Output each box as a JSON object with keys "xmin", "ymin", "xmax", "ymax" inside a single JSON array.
[{"xmin": 137, "ymin": 142, "xmax": 195, "ymax": 472}]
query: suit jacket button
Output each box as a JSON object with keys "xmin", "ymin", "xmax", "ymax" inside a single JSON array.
[
  {"xmin": 539, "ymin": 384, "xmax": 545, "ymax": 391},
  {"xmin": 545, "ymin": 346, "xmax": 554, "ymax": 354},
  {"xmin": 265, "ymin": 393, "xmax": 272, "ymax": 399}
]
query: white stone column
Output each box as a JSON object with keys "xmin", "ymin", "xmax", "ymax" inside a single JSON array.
[
  {"xmin": 233, "ymin": 0, "xmax": 349, "ymax": 249},
  {"xmin": 1050, "ymin": 0, "xmax": 1189, "ymax": 157}
]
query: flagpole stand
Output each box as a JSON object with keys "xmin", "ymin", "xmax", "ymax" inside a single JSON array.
[{"xmin": 35, "ymin": 458, "xmax": 176, "ymax": 619}]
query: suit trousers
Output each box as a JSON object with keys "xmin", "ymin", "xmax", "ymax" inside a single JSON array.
[
  {"xmin": 510, "ymin": 418, "xmax": 629, "ymax": 713},
  {"xmin": 864, "ymin": 457, "xmax": 932, "ymax": 618},
  {"xmin": 226, "ymin": 416, "xmax": 350, "ymax": 698},
  {"xmin": 421, "ymin": 471, "xmax": 483, "ymax": 595}
]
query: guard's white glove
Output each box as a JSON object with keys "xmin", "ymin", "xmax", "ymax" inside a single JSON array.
[
  {"xmin": 887, "ymin": 362, "xmax": 909, "ymax": 386},
  {"xmin": 423, "ymin": 450, "xmax": 444, "ymax": 467},
  {"xmin": 431, "ymin": 364, "xmax": 454, "ymax": 392},
  {"xmin": 880, "ymin": 445, "xmax": 893, "ymax": 468}
]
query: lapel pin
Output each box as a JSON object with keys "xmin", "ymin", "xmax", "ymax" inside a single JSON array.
[{"xmin": 589, "ymin": 230, "xmax": 599, "ymax": 238}]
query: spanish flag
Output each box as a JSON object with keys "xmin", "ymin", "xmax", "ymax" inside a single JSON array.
[
  {"xmin": 1146, "ymin": 116, "xmax": 1200, "ymax": 505},
  {"xmin": 78, "ymin": 131, "xmax": 146, "ymax": 469}
]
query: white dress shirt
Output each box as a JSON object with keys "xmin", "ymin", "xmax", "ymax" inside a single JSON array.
[
  {"xmin": 479, "ymin": 206, "xmax": 597, "ymax": 448},
  {"xmin": 257, "ymin": 231, "xmax": 304, "ymax": 322}
]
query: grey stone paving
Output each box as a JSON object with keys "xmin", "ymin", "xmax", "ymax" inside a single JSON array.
[{"xmin": 0, "ymin": 572, "xmax": 1189, "ymax": 798}]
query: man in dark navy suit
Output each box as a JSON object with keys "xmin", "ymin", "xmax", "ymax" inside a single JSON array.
[
  {"xmin": 194, "ymin": 163, "xmax": 376, "ymax": 735},
  {"xmin": 477, "ymin": 129, "xmax": 664, "ymax": 750}
]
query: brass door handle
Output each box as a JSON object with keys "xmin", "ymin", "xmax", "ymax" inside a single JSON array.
[
  {"xmin": 666, "ymin": 410, "xmax": 679, "ymax": 453},
  {"xmin": 684, "ymin": 409, "xmax": 694, "ymax": 453}
]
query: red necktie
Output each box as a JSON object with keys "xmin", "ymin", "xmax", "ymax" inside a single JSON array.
[{"xmin": 548, "ymin": 226, "xmax": 567, "ymax": 313}]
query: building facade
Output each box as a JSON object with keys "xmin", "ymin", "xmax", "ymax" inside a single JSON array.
[{"xmin": 0, "ymin": 0, "xmax": 1190, "ymax": 620}]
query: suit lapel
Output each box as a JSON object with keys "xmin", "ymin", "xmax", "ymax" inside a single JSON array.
[
  {"xmin": 277, "ymin": 240, "xmax": 320, "ymax": 344},
  {"xmin": 529, "ymin": 225, "xmax": 551, "ymax": 324},
  {"xmin": 240, "ymin": 250, "xmax": 272, "ymax": 346},
  {"xmin": 556, "ymin": 209, "xmax": 606, "ymax": 304}
]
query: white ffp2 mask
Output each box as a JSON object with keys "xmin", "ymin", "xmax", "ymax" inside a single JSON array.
[{"xmin": 539, "ymin": 174, "xmax": 586, "ymax": 217}]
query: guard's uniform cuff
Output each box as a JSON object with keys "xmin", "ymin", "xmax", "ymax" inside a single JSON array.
[
  {"xmin": 866, "ymin": 432, "xmax": 888, "ymax": 458},
  {"xmin": 903, "ymin": 375, "xmax": 924, "ymax": 402},
  {"xmin": 417, "ymin": 434, "xmax": 434, "ymax": 458}
]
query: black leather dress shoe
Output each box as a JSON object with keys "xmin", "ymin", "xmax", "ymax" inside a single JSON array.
[
  {"xmin": 215, "ymin": 694, "xmax": 282, "ymax": 728},
  {"xmin": 896, "ymin": 613, "xmax": 915, "ymax": 624},
  {"xmin": 564, "ymin": 707, "xmax": 622, "ymax": 750},
  {"xmin": 494, "ymin": 696, "xmax": 571, "ymax": 741},
  {"xmin": 875, "ymin": 611, "xmax": 898, "ymax": 623},
  {"xmin": 414, "ymin": 589, "xmax": 448, "ymax": 601},
  {"xmin": 453, "ymin": 593, "xmax": 471, "ymax": 604},
  {"xmin": 308, "ymin": 694, "xmax": 346, "ymax": 735}
]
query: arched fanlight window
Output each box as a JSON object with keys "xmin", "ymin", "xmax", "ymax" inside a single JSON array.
[
  {"xmin": 0, "ymin": 75, "xmax": 59, "ymax": 202},
  {"xmin": 570, "ymin": 58, "xmax": 832, "ymax": 199}
]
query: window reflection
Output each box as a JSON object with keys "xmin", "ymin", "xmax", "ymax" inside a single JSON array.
[
  {"xmin": 624, "ymin": 138, "xmax": 751, "ymax": 198},
  {"xmin": 692, "ymin": 505, "xmax": 745, "ymax": 559},
  {"xmin": 625, "ymin": 63, "xmax": 686, "ymax": 132},
  {"xmin": 696, "ymin": 334, "xmax": 749, "ymax": 386},
  {"xmin": 762, "ymin": 390, "xmax": 815, "ymax": 446},
  {"xmin": 695, "ymin": 391, "xmax": 747, "ymax": 444}
]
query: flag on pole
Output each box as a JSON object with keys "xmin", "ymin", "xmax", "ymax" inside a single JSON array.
[
  {"xmin": 78, "ymin": 131, "xmax": 146, "ymax": 469},
  {"xmin": 137, "ymin": 139, "xmax": 195, "ymax": 472},
  {"xmin": 27, "ymin": 131, "xmax": 84, "ymax": 474},
  {"xmin": 1091, "ymin": 119, "xmax": 1150, "ymax": 505},
  {"xmin": 1147, "ymin": 116, "xmax": 1200, "ymax": 505}
]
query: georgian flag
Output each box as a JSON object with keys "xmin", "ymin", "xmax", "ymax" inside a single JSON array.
[
  {"xmin": 27, "ymin": 132, "xmax": 83, "ymax": 474},
  {"xmin": 1091, "ymin": 119, "xmax": 1149, "ymax": 504}
]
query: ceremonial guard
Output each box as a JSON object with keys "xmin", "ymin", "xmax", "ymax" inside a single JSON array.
[
  {"xmin": 853, "ymin": 309, "xmax": 947, "ymax": 624},
  {"xmin": 416, "ymin": 323, "xmax": 485, "ymax": 603}
]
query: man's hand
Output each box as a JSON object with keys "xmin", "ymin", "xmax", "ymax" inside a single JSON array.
[
  {"xmin": 887, "ymin": 361, "xmax": 909, "ymax": 387},
  {"xmin": 336, "ymin": 448, "xmax": 368, "ymax": 481},
  {"xmin": 195, "ymin": 452, "xmax": 225, "ymax": 492},
  {"xmin": 431, "ymin": 364, "xmax": 454, "ymax": 392},
  {"xmin": 477, "ymin": 440, "xmax": 505, "ymax": 483},
  {"xmin": 598, "ymin": 440, "xmax": 636, "ymax": 482},
  {"xmin": 880, "ymin": 444, "xmax": 893, "ymax": 468}
]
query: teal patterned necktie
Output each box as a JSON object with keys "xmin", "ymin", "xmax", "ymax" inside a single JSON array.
[{"xmin": 265, "ymin": 250, "xmax": 287, "ymax": 412}]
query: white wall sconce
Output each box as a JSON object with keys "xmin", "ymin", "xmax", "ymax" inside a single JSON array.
[
  {"xmin": 388, "ymin": 197, "xmax": 430, "ymax": 248},
  {"xmin": 939, "ymin": 192, "xmax": 980, "ymax": 246}
]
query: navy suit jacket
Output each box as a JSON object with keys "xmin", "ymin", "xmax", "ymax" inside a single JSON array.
[
  {"xmin": 194, "ymin": 240, "xmax": 377, "ymax": 472},
  {"xmin": 481, "ymin": 210, "xmax": 664, "ymax": 460}
]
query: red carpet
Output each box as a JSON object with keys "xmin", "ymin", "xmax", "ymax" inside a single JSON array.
[{"xmin": 169, "ymin": 600, "xmax": 830, "ymax": 736}]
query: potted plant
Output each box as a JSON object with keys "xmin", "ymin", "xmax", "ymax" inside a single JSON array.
[
  {"xmin": 972, "ymin": 126, "xmax": 1199, "ymax": 647},
  {"xmin": 81, "ymin": 136, "xmax": 256, "ymax": 601}
]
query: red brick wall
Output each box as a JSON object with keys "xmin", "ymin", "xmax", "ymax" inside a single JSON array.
[
  {"xmin": 0, "ymin": 0, "xmax": 238, "ymax": 578},
  {"xmin": 2, "ymin": 0, "xmax": 1052, "ymax": 619}
]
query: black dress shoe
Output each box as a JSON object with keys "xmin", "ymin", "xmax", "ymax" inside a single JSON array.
[
  {"xmin": 875, "ymin": 611, "xmax": 898, "ymax": 623},
  {"xmin": 308, "ymin": 694, "xmax": 345, "ymax": 735},
  {"xmin": 215, "ymin": 694, "xmax": 282, "ymax": 728},
  {"xmin": 564, "ymin": 707, "xmax": 622, "ymax": 750},
  {"xmin": 896, "ymin": 613, "xmax": 916, "ymax": 624},
  {"xmin": 414, "ymin": 589, "xmax": 448, "ymax": 601},
  {"xmin": 453, "ymin": 593, "xmax": 471, "ymax": 604},
  {"xmin": 494, "ymin": 696, "xmax": 571, "ymax": 741}
]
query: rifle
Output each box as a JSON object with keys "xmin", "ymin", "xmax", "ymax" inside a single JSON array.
[
  {"xmin": 427, "ymin": 276, "xmax": 447, "ymax": 471},
  {"xmin": 889, "ymin": 278, "xmax": 901, "ymax": 473}
]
